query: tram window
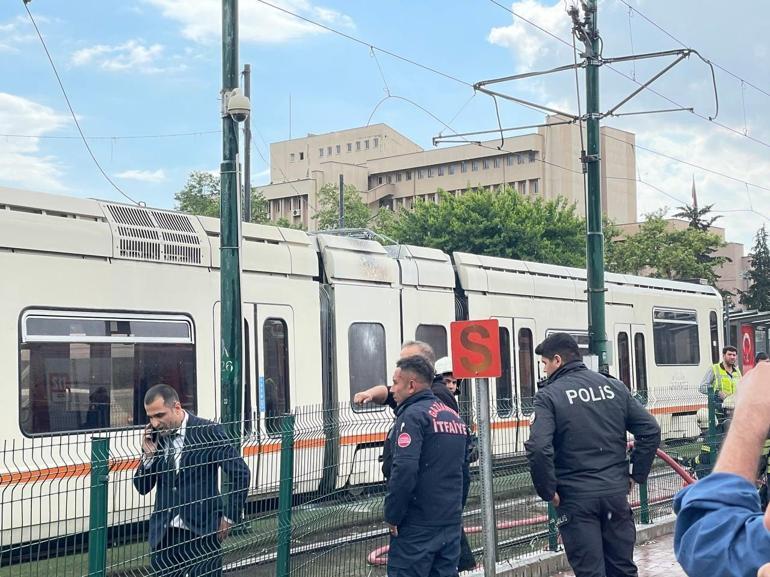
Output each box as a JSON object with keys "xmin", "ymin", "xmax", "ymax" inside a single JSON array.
[
  {"xmin": 634, "ymin": 332, "xmax": 648, "ymax": 401},
  {"xmin": 496, "ymin": 328, "xmax": 513, "ymax": 417},
  {"xmin": 709, "ymin": 311, "xmax": 720, "ymax": 363},
  {"xmin": 19, "ymin": 313, "xmax": 195, "ymax": 436},
  {"xmin": 518, "ymin": 328, "xmax": 535, "ymax": 414},
  {"xmin": 653, "ymin": 308, "xmax": 700, "ymax": 365},
  {"xmin": 264, "ymin": 318, "xmax": 290, "ymax": 435},
  {"xmin": 349, "ymin": 323, "xmax": 387, "ymax": 411},
  {"xmin": 617, "ymin": 332, "xmax": 631, "ymax": 390},
  {"xmin": 545, "ymin": 330, "xmax": 590, "ymax": 357},
  {"xmin": 415, "ymin": 324, "xmax": 448, "ymax": 359}
]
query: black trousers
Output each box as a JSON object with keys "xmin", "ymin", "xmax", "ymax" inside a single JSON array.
[
  {"xmin": 556, "ymin": 493, "xmax": 637, "ymax": 577},
  {"xmin": 388, "ymin": 524, "xmax": 461, "ymax": 577},
  {"xmin": 151, "ymin": 527, "xmax": 222, "ymax": 577}
]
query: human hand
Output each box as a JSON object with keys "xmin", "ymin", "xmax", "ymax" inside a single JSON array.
[
  {"xmin": 142, "ymin": 425, "xmax": 158, "ymax": 458},
  {"xmin": 734, "ymin": 363, "xmax": 770, "ymax": 425},
  {"xmin": 217, "ymin": 518, "xmax": 233, "ymax": 543},
  {"xmin": 387, "ymin": 523, "xmax": 398, "ymax": 537},
  {"xmin": 628, "ymin": 479, "xmax": 635, "ymax": 494},
  {"xmin": 354, "ymin": 391, "xmax": 373, "ymax": 404},
  {"xmin": 718, "ymin": 390, "xmax": 727, "ymax": 400},
  {"xmin": 758, "ymin": 563, "xmax": 770, "ymax": 577},
  {"xmin": 551, "ymin": 492, "xmax": 560, "ymax": 508}
]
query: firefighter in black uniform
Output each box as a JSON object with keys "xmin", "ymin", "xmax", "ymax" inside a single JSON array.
[
  {"xmin": 384, "ymin": 355, "xmax": 467, "ymax": 577},
  {"xmin": 525, "ymin": 333, "xmax": 661, "ymax": 577}
]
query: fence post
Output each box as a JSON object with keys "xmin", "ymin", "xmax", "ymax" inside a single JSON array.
[
  {"xmin": 639, "ymin": 482, "xmax": 650, "ymax": 524},
  {"xmin": 475, "ymin": 378, "xmax": 498, "ymax": 576},
  {"xmin": 547, "ymin": 502, "xmax": 558, "ymax": 551},
  {"xmin": 706, "ymin": 390, "xmax": 718, "ymax": 476},
  {"xmin": 88, "ymin": 437, "xmax": 109, "ymax": 577},
  {"xmin": 276, "ymin": 414, "xmax": 295, "ymax": 577}
]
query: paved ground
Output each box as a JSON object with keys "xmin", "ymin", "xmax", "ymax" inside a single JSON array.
[{"xmin": 553, "ymin": 532, "xmax": 687, "ymax": 577}]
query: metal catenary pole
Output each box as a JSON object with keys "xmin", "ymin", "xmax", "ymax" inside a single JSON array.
[
  {"xmin": 87, "ymin": 437, "xmax": 109, "ymax": 577},
  {"xmin": 243, "ymin": 63, "xmax": 252, "ymax": 223},
  {"xmin": 582, "ymin": 0, "xmax": 609, "ymax": 373},
  {"xmin": 475, "ymin": 378, "xmax": 498, "ymax": 576},
  {"xmin": 220, "ymin": 0, "xmax": 243, "ymax": 437}
]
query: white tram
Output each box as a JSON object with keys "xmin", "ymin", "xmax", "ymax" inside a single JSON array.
[{"xmin": 0, "ymin": 186, "xmax": 721, "ymax": 547}]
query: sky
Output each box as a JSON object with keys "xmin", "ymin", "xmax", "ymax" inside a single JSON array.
[{"xmin": 1, "ymin": 0, "xmax": 769, "ymax": 252}]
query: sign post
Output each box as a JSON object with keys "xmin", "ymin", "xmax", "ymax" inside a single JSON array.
[{"xmin": 451, "ymin": 319, "xmax": 501, "ymax": 577}]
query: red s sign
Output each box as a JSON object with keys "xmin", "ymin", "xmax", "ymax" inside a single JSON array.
[{"xmin": 450, "ymin": 319, "xmax": 502, "ymax": 379}]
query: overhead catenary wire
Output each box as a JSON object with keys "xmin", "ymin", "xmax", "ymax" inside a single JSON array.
[
  {"xmin": 0, "ymin": 130, "xmax": 222, "ymax": 140},
  {"xmin": 23, "ymin": 2, "xmax": 141, "ymax": 206}
]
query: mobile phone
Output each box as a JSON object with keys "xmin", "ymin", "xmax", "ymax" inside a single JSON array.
[{"xmin": 145, "ymin": 426, "xmax": 159, "ymax": 444}]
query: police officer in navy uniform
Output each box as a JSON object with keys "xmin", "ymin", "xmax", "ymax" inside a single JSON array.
[
  {"xmin": 384, "ymin": 355, "xmax": 467, "ymax": 577},
  {"xmin": 525, "ymin": 333, "xmax": 661, "ymax": 577}
]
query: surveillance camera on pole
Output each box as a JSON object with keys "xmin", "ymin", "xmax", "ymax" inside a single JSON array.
[{"xmin": 223, "ymin": 88, "xmax": 250, "ymax": 123}]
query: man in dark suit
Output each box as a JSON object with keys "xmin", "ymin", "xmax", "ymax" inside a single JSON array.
[{"xmin": 133, "ymin": 384, "xmax": 250, "ymax": 577}]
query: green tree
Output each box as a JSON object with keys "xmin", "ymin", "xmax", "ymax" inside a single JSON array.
[
  {"xmin": 606, "ymin": 210, "xmax": 727, "ymax": 283},
  {"xmin": 672, "ymin": 202, "xmax": 721, "ymax": 231},
  {"xmin": 739, "ymin": 225, "xmax": 770, "ymax": 311},
  {"xmin": 374, "ymin": 187, "xmax": 587, "ymax": 267},
  {"xmin": 312, "ymin": 183, "xmax": 371, "ymax": 230},
  {"xmin": 174, "ymin": 171, "xmax": 271, "ymax": 224}
]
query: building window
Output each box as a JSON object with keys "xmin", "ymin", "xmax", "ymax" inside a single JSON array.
[
  {"xmin": 427, "ymin": 167, "xmax": 434, "ymax": 178},
  {"xmin": 493, "ymin": 157, "xmax": 500, "ymax": 168},
  {"xmin": 653, "ymin": 308, "xmax": 700, "ymax": 365},
  {"xmin": 396, "ymin": 172, "xmax": 402, "ymax": 182},
  {"xmin": 356, "ymin": 141, "xmax": 361, "ymax": 151},
  {"xmin": 264, "ymin": 318, "xmax": 290, "ymax": 435},
  {"xmin": 319, "ymin": 148, "xmax": 324, "ymax": 157},
  {"xmin": 405, "ymin": 171, "xmax": 412, "ymax": 181},
  {"xmin": 386, "ymin": 174, "xmax": 392, "ymax": 184},
  {"xmin": 517, "ymin": 181, "xmax": 526, "ymax": 194},
  {"xmin": 529, "ymin": 179, "xmax": 539, "ymax": 194},
  {"xmin": 336, "ymin": 144, "xmax": 341, "ymax": 155},
  {"xmin": 448, "ymin": 164, "xmax": 455, "ymax": 175},
  {"xmin": 507, "ymin": 154, "xmax": 514, "ymax": 166},
  {"xmin": 461, "ymin": 161, "xmax": 467, "ymax": 174},
  {"xmin": 373, "ymin": 137, "xmax": 379, "ymax": 148},
  {"xmin": 327, "ymin": 146, "xmax": 332, "ymax": 156},
  {"xmin": 20, "ymin": 312, "xmax": 196, "ymax": 435},
  {"xmin": 416, "ymin": 325, "xmax": 448, "ymax": 359},
  {"xmin": 347, "ymin": 143, "xmax": 352, "ymax": 152},
  {"xmin": 299, "ymin": 152, "xmax": 304, "ymax": 160},
  {"xmin": 378, "ymin": 176, "xmax": 383, "ymax": 185},
  {"xmin": 289, "ymin": 153, "xmax": 295, "ymax": 162},
  {"xmin": 417, "ymin": 168, "xmax": 425, "ymax": 179},
  {"xmin": 471, "ymin": 160, "xmax": 479, "ymax": 172},
  {"xmin": 365, "ymin": 139, "xmax": 370, "ymax": 149},
  {"xmin": 517, "ymin": 153, "xmax": 524, "ymax": 165},
  {"xmin": 482, "ymin": 159, "xmax": 490, "ymax": 170},
  {"xmin": 349, "ymin": 323, "xmax": 387, "ymax": 409},
  {"xmin": 436, "ymin": 166, "xmax": 443, "ymax": 176},
  {"xmin": 529, "ymin": 151, "xmax": 538, "ymax": 162}
]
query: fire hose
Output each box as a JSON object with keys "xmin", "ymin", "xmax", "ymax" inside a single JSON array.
[{"xmin": 366, "ymin": 447, "xmax": 696, "ymax": 566}]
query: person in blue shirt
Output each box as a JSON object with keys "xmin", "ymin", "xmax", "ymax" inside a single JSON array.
[{"xmin": 674, "ymin": 362, "xmax": 770, "ymax": 577}]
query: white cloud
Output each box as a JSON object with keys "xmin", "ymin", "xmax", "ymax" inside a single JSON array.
[
  {"xmin": 0, "ymin": 93, "xmax": 69, "ymax": 192},
  {"xmin": 0, "ymin": 16, "xmax": 37, "ymax": 53},
  {"xmin": 71, "ymin": 40, "xmax": 181, "ymax": 74},
  {"xmin": 115, "ymin": 169, "xmax": 167, "ymax": 183},
  {"xmin": 487, "ymin": 0, "xmax": 571, "ymax": 71},
  {"xmin": 144, "ymin": 0, "xmax": 354, "ymax": 44}
]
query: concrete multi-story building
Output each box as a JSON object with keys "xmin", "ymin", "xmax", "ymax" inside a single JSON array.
[{"xmin": 256, "ymin": 116, "xmax": 637, "ymax": 230}]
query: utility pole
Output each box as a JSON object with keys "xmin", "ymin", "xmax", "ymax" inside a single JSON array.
[
  {"xmin": 573, "ymin": 0, "xmax": 609, "ymax": 372},
  {"xmin": 338, "ymin": 174, "xmax": 345, "ymax": 229},
  {"xmin": 243, "ymin": 63, "xmax": 252, "ymax": 223},
  {"xmin": 220, "ymin": 0, "xmax": 244, "ymax": 436}
]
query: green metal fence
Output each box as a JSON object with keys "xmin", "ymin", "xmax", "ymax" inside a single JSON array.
[{"xmin": 0, "ymin": 389, "xmax": 735, "ymax": 577}]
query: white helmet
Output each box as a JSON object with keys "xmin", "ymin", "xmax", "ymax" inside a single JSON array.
[
  {"xmin": 696, "ymin": 408, "xmax": 709, "ymax": 430},
  {"xmin": 722, "ymin": 394, "xmax": 736, "ymax": 411},
  {"xmin": 435, "ymin": 356, "xmax": 453, "ymax": 375}
]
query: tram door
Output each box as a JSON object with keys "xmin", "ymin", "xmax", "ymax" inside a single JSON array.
[{"xmin": 613, "ymin": 324, "xmax": 649, "ymax": 399}]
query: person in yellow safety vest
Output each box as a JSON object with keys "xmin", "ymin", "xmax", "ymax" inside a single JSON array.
[{"xmin": 698, "ymin": 345, "xmax": 741, "ymax": 426}]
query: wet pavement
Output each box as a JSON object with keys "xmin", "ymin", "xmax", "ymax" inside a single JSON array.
[{"xmin": 553, "ymin": 532, "xmax": 687, "ymax": 577}]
